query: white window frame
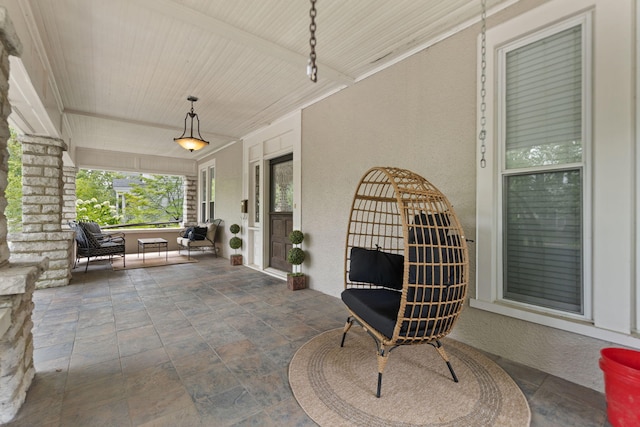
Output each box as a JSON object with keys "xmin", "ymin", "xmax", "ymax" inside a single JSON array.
[
  {"xmin": 472, "ymin": 0, "xmax": 640, "ymax": 348},
  {"xmin": 495, "ymin": 15, "xmax": 592, "ymax": 320},
  {"xmin": 198, "ymin": 160, "xmax": 216, "ymax": 223}
]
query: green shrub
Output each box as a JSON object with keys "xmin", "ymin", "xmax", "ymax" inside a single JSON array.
[
  {"xmin": 287, "ymin": 247, "xmax": 305, "ymax": 265},
  {"xmin": 289, "ymin": 230, "xmax": 304, "ymax": 245},
  {"xmin": 287, "ymin": 230, "xmax": 306, "ymax": 275},
  {"xmin": 229, "ymin": 236, "xmax": 242, "ymax": 250}
]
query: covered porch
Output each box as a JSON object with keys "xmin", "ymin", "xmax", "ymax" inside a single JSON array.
[
  {"xmin": 1, "ymin": 0, "xmax": 639, "ymax": 424},
  {"xmin": 7, "ymin": 255, "xmax": 608, "ymax": 426}
]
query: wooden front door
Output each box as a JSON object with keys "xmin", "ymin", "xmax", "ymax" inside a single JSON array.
[{"xmin": 269, "ymin": 154, "xmax": 293, "ymax": 272}]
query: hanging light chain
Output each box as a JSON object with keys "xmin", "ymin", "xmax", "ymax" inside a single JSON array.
[
  {"xmin": 479, "ymin": 0, "xmax": 487, "ymax": 168},
  {"xmin": 307, "ymin": 0, "xmax": 318, "ymax": 82}
]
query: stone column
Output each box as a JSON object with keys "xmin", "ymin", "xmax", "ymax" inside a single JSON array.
[
  {"xmin": 0, "ymin": 111, "xmax": 9, "ymax": 269},
  {"xmin": 0, "ymin": 7, "xmax": 46, "ymax": 424},
  {"xmin": 183, "ymin": 175, "xmax": 197, "ymax": 226},
  {"xmin": 8, "ymin": 135, "xmax": 74, "ymax": 289},
  {"xmin": 0, "ymin": 6, "xmax": 20, "ymax": 269},
  {"xmin": 0, "ymin": 261, "xmax": 46, "ymax": 424},
  {"xmin": 62, "ymin": 166, "xmax": 77, "ymax": 225}
]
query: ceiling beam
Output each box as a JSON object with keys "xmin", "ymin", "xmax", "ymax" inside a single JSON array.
[
  {"xmin": 63, "ymin": 108, "xmax": 239, "ymax": 141},
  {"xmin": 136, "ymin": 0, "xmax": 355, "ymax": 86}
]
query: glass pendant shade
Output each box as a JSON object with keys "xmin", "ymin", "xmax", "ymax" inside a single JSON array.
[
  {"xmin": 174, "ymin": 96, "xmax": 209, "ymax": 152},
  {"xmin": 175, "ymin": 136, "xmax": 209, "ymax": 152}
]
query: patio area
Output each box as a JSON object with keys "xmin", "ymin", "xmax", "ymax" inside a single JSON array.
[{"xmin": 5, "ymin": 254, "xmax": 609, "ymax": 426}]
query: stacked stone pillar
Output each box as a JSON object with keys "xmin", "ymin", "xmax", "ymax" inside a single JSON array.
[
  {"xmin": 0, "ymin": 7, "xmax": 46, "ymax": 424},
  {"xmin": 8, "ymin": 135, "xmax": 74, "ymax": 289},
  {"xmin": 183, "ymin": 175, "xmax": 198, "ymax": 225},
  {"xmin": 62, "ymin": 166, "xmax": 77, "ymax": 224},
  {"xmin": 0, "ymin": 6, "xmax": 18, "ymax": 269}
]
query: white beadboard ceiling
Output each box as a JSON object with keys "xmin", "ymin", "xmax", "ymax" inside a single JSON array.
[{"xmin": 12, "ymin": 0, "xmax": 512, "ymax": 160}]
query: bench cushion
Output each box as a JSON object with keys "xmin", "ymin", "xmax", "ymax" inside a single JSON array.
[
  {"xmin": 348, "ymin": 247, "xmax": 404, "ymax": 290},
  {"xmin": 342, "ymin": 288, "xmax": 400, "ymax": 340},
  {"xmin": 189, "ymin": 226, "xmax": 208, "ymax": 240},
  {"xmin": 79, "ymin": 222, "xmax": 103, "ymax": 248},
  {"xmin": 177, "ymin": 237, "xmax": 214, "ymax": 248},
  {"xmin": 178, "ymin": 221, "xmax": 219, "ymax": 246},
  {"xmin": 407, "ymin": 213, "xmax": 464, "ymax": 286},
  {"xmin": 342, "ymin": 287, "xmax": 462, "ymax": 340},
  {"xmin": 205, "ymin": 222, "xmax": 219, "ymax": 241}
]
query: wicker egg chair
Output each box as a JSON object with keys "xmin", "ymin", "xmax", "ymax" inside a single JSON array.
[{"xmin": 340, "ymin": 166, "xmax": 469, "ymax": 397}]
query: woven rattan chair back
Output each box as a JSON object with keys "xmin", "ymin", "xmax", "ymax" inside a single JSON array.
[{"xmin": 340, "ymin": 166, "xmax": 469, "ymax": 397}]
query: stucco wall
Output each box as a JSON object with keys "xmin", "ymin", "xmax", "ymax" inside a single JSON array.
[
  {"xmin": 302, "ymin": 0, "xmax": 500, "ymax": 297},
  {"xmin": 300, "ymin": 0, "xmax": 615, "ymax": 392},
  {"xmin": 199, "ymin": 142, "xmax": 243, "ymax": 259}
]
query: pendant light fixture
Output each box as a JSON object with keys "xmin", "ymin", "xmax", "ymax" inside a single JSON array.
[{"xmin": 174, "ymin": 96, "xmax": 209, "ymax": 152}]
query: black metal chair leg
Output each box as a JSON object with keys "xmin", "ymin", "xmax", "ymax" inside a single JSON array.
[
  {"xmin": 446, "ymin": 361, "xmax": 459, "ymax": 382},
  {"xmin": 340, "ymin": 316, "xmax": 354, "ymax": 347},
  {"xmin": 430, "ymin": 340, "xmax": 459, "ymax": 383}
]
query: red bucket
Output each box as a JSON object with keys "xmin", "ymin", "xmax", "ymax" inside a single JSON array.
[{"xmin": 599, "ymin": 348, "xmax": 640, "ymax": 427}]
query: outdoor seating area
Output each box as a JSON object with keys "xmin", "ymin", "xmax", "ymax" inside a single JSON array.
[
  {"xmin": 177, "ymin": 219, "xmax": 222, "ymax": 259},
  {"xmin": 69, "ymin": 221, "xmax": 126, "ymax": 272}
]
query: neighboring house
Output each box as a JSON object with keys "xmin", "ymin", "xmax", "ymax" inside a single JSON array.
[
  {"xmin": 0, "ymin": 0, "xmax": 637, "ymax": 399},
  {"xmin": 112, "ymin": 177, "xmax": 143, "ymax": 222}
]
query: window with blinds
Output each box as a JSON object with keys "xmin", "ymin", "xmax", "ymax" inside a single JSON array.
[
  {"xmin": 200, "ymin": 169, "xmax": 206, "ymax": 222},
  {"xmin": 199, "ymin": 164, "xmax": 215, "ymax": 222},
  {"xmin": 501, "ymin": 23, "xmax": 584, "ymax": 314},
  {"xmin": 209, "ymin": 166, "xmax": 215, "ymax": 220}
]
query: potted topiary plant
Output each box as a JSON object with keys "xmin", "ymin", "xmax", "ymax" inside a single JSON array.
[
  {"xmin": 286, "ymin": 230, "xmax": 306, "ymax": 290},
  {"xmin": 229, "ymin": 223, "xmax": 243, "ymax": 265}
]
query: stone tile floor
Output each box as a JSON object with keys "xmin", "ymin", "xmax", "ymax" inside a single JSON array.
[{"xmin": 5, "ymin": 253, "xmax": 611, "ymax": 426}]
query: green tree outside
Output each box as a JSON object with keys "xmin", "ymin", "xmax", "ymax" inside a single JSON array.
[
  {"xmin": 126, "ymin": 175, "xmax": 183, "ymax": 224},
  {"xmin": 5, "ymin": 141, "xmax": 184, "ymax": 229},
  {"xmin": 76, "ymin": 169, "xmax": 121, "ymax": 205}
]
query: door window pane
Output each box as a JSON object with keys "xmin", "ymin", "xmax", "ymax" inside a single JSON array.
[
  {"xmin": 271, "ymin": 160, "xmax": 293, "ymax": 213},
  {"xmin": 254, "ymin": 164, "xmax": 260, "ymax": 223}
]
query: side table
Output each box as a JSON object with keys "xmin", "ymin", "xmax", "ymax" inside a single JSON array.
[{"xmin": 137, "ymin": 238, "xmax": 168, "ymax": 262}]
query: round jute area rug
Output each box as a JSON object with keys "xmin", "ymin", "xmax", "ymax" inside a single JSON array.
[{"xmin": 289, "ymin": 328, "xmax": 531, "ymax": 427}]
